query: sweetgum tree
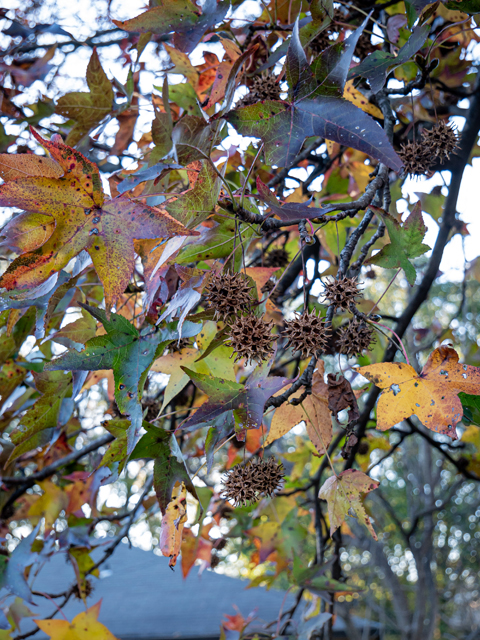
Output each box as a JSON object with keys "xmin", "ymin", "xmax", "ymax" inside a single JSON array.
[{"xmin": 0, "ymin": 0, "xmax": 480, "ymax": 638}]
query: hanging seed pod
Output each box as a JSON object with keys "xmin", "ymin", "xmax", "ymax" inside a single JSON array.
[
  {"xmin": 337, "ymin": 317, "xmax": 376, "ymax": 357},
  {"xmin": 237, "ymin": 72, "xmax": 281, "ymax": 108},
  {"xmin": 221, "ymin": 463, "xmax": 258, "ymax": 507},
  {"xmin": 283, "ymin": 309, "xmax": 331, "ymax": 358},
  {"xmin": 226, "ymin": 314, "xmax": 276, "ymax": 365},
  {"xmin": 204, "ymin": 271, "xmax": 254, "ymax": 320},
  {"xmin": 398, "ymin": 140, "xmax": 432, "ymax": 177},
  {"xmin": 221, "ymin": 457, "xmax": 285, "ymax": 507},
  {"xmin": 420, "ymin": 121, "xmax": 459, "ymax": 164},
  {"xmin": 322, "ymin": 276, "xmax": 363, "ymax": 311},
  {"xmin": 253, "ymin": 457, "xmax": 285, "ymax": 498},
  {"xmin": 263, "ymin": 248, "xmax": 290, "ymax": 268}
]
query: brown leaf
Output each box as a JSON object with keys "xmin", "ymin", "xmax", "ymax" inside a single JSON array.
[{"xmin": 327, "ymin": 373, "xmax": 360, "ymax": 424}]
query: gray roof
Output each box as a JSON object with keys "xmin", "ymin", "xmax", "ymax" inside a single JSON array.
[
  {"xmin": 21, "ymin": 543, "xmax": 381, "ymax": 639},
  {"xmin": 23, "ymin": 543, "xmax": 295, "ymax": 640}
]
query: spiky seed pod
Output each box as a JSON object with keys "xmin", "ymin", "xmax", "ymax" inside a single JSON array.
[
  {"xmin": 337, "ymin": 317, "xmax": 376, "ymax": 357},
  {"xmin": 221, "ymin": 463, "xmax": 258, "ymax": 507},
  {"xmin": 309, "ymin": 8, "xmax": 345, "ymax": 56},
  {"xmin": 283, "ymin": 309, "xmax": 331, "ymax": 358},
  {"xmin": 421, "ymin": 121, "xmax": 459, "ymax": 164},
  {"xmin": 261, "ymin": 278, "xmax": 281, "ymax": 303},
  {"xmin": 227, "ymin": 314, "xmax": 276, "ymax": 365},
  {"xmin": 263, "ymin": 248, "xmax": 290, "ymax": 268},
  {"xmin": 221, "ymin": 458, "xmax": 285, "ymax": 506},
  {"xmin": 72, "ymin": 578, "xmax": 94, "ymax": 600},
  {"xmin": 398, "ymin": 140, "xmax": 432, "ymax": 177},
  {"xmin": 237, "ymin": 72, "xmax": 281, "ymax": 108},
  {"xmin": 322, "ymin": 277, "xmax": 363, "ymax": 311},
  {"xmin": 354, "ymin": 32, "xmax": 379, "ymax": 58},
  {"xmin": 204, "ymin": 272, "xmax": 254, "ymax": 320},
  {"xmin": 254, "ymin": 457, "xmax": 285, "ymax": 498}
]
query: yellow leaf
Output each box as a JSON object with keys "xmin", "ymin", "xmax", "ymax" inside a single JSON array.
[
  {"xmin": 343, "ymin": 81, "xmax": 383, "ymax": 119},
  {"xmin": 160, "ymin": 482, "xmax": 187, "ymax": 568},
  {"xmin": 35, "ymin": 600, "xmax": 118, "ymax": 640},
  {"xmin": 358, "ymin": 345, "xmax": 480, "ymax": 440},
  {"xmin": 28, "ymin": 481, "xmax": 69, "ymax": 531},
  {"xmin": 319, "ymin": 469, "xmax": 379, "ymax": 539}
]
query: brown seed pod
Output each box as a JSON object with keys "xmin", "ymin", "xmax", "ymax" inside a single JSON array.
[
  {"xmin": 263, "ymin": 248, "xmax": 290, "ymax": 268},
  {"xmin": 227, "ymin": 314, "xmax": 276, "ymax": 365},
  {"xmin": 398, "ymin": 140, "xmax": 431, "ymax": 177},
  {"xmin": 283, "ymin": 309, "xmax": 331, "ymax": 358},
  {"xmin": 221, "ymin": 462, "xmax": 258, "ymax": 507},
  {"xmin": 254, "ymin": 457, "xmax": 285, "ymax": 498},
  {"xmin": 237, "ymin": 72, "xmax": 281, "ymax": 108},
  {"xmin": 420, "ymin": 121, "xmax": 459, "ymax": 164},
  {"xmin": 322, "ymin": 276, "xmax": 363, "ymax": 311},
  {"xmin": 221, "ymin": 457, "xmax": 284, "ymax": 506},
  {"xmin": 354, "ymin": 32, "xmax": 379, "ymax": 58},
  {"xmin": 204, "ymin": 271, "xmax": 254, "ymax": 320},
  {"xmin": 337, "ymin": 317, "xmax": 376, "ymax": 357}
]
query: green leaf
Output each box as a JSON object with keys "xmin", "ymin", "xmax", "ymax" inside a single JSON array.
[
  {"xmin": 113, "ymin": 0, "xmax": 229, "ymax": 54},
  {"xmin": 55, "ymin": 48, "xmax": 114, "ymax": 145},
  {"xmin": 9, "ymin": 369, "xmax": 72, "ymax": 461},
  {"xmin": 176, "ymin": 216, "xmax": 257, "ymax": 264},
  {"xmin": 46, "ymin": 304, "xmax": 202, "ymax": 452},
  {"xmin": 445, "ymin": 0, "xmax": 480, "ymax": 13},
  {"xmin": 366, "ymin": 203, "xmax": 430, "ymax": 286},
  {"xmin": 459, "ymin": 393, "xmax": 480, "ymax": 426},
  {"xmin": 166, "ymin": 161, "xmax": 221, "ymax": 228},
  {"xmin": 132, "ymin": 422, "xmax": 198, "ymax": 513},
  {"xmin": 226, "ymin": 20, "xmax": 402, "ymax": 172}
]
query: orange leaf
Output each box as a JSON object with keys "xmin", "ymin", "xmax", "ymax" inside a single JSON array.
[{"xmin": 358, "ymin": 345, "xmax": 480, "ymax": 439}]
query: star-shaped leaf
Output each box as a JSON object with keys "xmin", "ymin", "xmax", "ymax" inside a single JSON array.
[
  {"xmin": 226, "ymin": 21, "xmax": 402, "ymax": 171},
  {"xmin": 35, "ymin": 600, "xmax": 118, "ymax": 640},
  {"xmin": 0, "ymin": 129, "xmax": 198, "ymax": 310},
  {"xmin": 46, "ymin": 304, "xmax": 202, "ymax": 452},
  {"xmin": 180, "ymin": 350, "xmax": 291, "ymax": 439},
  {"xmin": 319, "ymin": 469, "xmax": 379, "ymax": 539},
  {"xmin": 358, "ymin": 345, "xmax": 480, "ymax": 440},
  {"xmin": 55, "ymin": 49, "xmax": 114, "ymax": 145},
  {"xmin": 366, "ymin": 203, "xmax": 430, "ymax": 285}
]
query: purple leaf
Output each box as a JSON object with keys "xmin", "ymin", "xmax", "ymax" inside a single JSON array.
[
  {"xmin": 256, "ymin": 177, "xmax": 338, "ymax": 221},
  {"xmin": 227, "ymin": 98, "xmax": 403, "ymax": 171}
]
